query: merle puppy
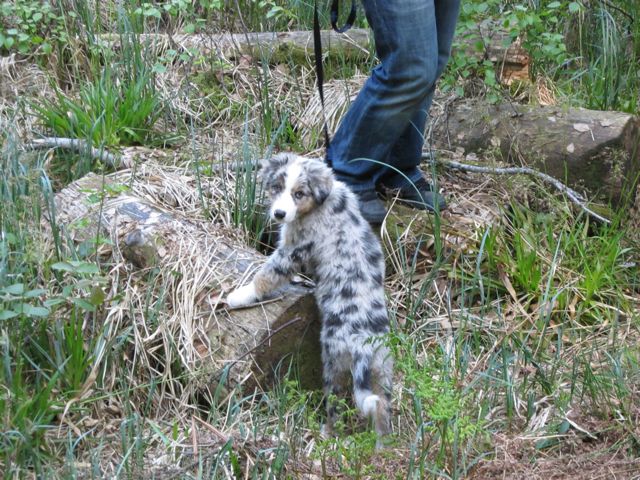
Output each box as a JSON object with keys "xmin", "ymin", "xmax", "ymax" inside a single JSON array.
[{"xmin": 227, "ymin": 153, "xmax": 392, "ymax": 441}]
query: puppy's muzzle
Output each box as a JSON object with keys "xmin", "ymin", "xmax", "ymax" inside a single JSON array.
[{"xmin": 273, "ymin": 209, "xmax": 286, "ymax": 221}]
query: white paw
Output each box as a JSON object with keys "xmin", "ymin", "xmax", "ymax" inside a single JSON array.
[{"xmin": 226, "ymin": 283, "xmax": 257, "ymax": 309}]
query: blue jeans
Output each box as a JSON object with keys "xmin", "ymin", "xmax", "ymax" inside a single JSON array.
[{"xmin": 326, "ymin": 0, "xmax": 461, "ymax": 192}]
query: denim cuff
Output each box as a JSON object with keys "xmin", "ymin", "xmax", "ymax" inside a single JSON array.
[
  {"xmin": 333, "ymin": 174, "xmax": 377, "ymax": 193},
  {"xmin": 379, "ymin": 168, "xmax": 424, "ymax": 190}
]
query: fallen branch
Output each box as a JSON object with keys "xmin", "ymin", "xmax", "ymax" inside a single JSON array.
[
  {"xmin": 425, "ymin": 153, "xmax": 611, "ymax": 224},
  {"xmin": 25, "ymin": 137, "xmax": 120, "ymax": 168},
  {"xmin": 98, "ymin": 28, "xmax": 529, "ymax": 82}
]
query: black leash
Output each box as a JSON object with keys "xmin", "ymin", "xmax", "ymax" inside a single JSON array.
[
  {"xmin": 330, "ymin": 0, "xmax": 357, "ymax": 34},
  {"xmin": 313, "ymin": 0, "xmax": 357, "ymax": 166}
]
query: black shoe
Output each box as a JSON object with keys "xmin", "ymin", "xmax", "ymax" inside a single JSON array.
[
  {"xmin": 382, "ymin": 177, "xmax": 447, "ymax": 212},
  {"xmin": 354, "ymin": 189, "xmax": 387, "ymax": 224}
]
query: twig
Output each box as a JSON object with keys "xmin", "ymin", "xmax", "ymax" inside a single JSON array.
[
  {"xmin": 426, "ymin": 154, "xmax": 611, "ymax": 224},
  {"xmin": 24, "ymin": 137, "xmax": 120, "ymax": 168},
  {"xmin": 193, "ymin": 415, "xmax": 229, "ymax": 443}
]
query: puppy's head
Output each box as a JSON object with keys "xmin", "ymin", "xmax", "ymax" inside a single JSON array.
[{"xmin": 261, "ymin": 153, "xmax": 334, "ymax": 223}]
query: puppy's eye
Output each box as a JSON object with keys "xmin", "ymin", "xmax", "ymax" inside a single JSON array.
[
  {"xmin": 271, "ymin": 185, "xmax": 283, "ymax": 194},
  {"xmin": 293, "ymin": 191, "xmax": 305, "ymax": 200}
]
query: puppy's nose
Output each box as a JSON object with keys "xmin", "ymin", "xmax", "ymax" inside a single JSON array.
[{"xmin": 273, "ymin": 209, "xmax": 286, "ymax": 220}]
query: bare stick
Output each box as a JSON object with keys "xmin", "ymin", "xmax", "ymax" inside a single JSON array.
[
  {"xmin": 25, "ymin": 137, "xmax": 120, "ymax": 168},
  {"xmin": 426, "ymin": 154, "xmax": 611, "ymax": 225}
]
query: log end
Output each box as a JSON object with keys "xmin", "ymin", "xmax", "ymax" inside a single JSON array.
[{"xmin": 244, "ymin": 293, "xmax": 323, "ymax": 391}]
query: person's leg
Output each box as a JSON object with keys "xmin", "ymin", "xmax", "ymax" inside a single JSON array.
[
  {"xmin": 326, "ymin": 0, "xmax": 439, "ymax": 194},
  {"xmin": 380, "ymin": 0, "xmax": 462, "ymax": 190}
]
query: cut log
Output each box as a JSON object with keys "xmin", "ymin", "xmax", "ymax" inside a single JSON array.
[
  {"xmin": 431, "ymin": 99, "xmax": 640, "ymax": 204},
  {"xmin": 45, "ymin": 166, "xmax": 323, "ymax": 400},
  {"xmin": 99, "ymin": 28, "xmax": 529, "ymax": 80},
  {"xmin": 100, "ymin": 29, "xmax": 372, "ymax": 62}
]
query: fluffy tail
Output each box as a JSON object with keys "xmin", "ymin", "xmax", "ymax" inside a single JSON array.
[{"xmin": 352, "ymin": 353, "xmax": 391, "ymax": 441}]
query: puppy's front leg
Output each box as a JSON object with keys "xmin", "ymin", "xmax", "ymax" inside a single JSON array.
[{"xmin": 226, "ymin": 247, "xmax": 300, "ymax": 309}]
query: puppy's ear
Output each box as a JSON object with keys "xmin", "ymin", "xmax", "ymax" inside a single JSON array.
[
  {"xmin": 261, "ymin": 153, "xmax": 294, "ymax": 173},
  {"xmin": 305, "ymin": 161, "xmax": 334, "ymax": 205}
]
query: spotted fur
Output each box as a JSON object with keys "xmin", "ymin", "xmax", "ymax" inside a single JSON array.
[{"xmin": 227, "ymin": 153, "xmax": 393, "ymax": 443}]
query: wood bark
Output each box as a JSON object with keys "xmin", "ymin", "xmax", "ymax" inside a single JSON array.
[
  {"xmin": 46, "ymin": 172, "xmax": 323, "ymax": 392},
  {"xmin": 100, "ymin": 29, "xmax": 372, "ymax": 61},
  {"xmin": 432, "ymin": 99, "xmax": 640, "ymax": 204},
  {"xmin": 100, "ymin": 28, "xmax": 529, "ymax": 80}
]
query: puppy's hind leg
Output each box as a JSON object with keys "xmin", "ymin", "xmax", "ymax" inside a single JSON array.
[
  {"xmin": 321, "ymin": 356, "xmax": 349, "ymax": 438},
  {"xmin": 372, "ymin": 353, "xmax": 394, "ymax": 445}
]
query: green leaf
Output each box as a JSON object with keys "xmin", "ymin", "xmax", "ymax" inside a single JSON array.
[
  {"xmin": 71, "ymin": 297, "xmax": 96, "ymax": 312},
  {"xmin": 43, "ymin": 297, "xmax": 66, "ymax": 308},
  {"xmin": 89, "ymin": 287, "xmax": 105, "ymax": 307},
  {"xmin": 145, "ymin": 6, "xmax": 161, "ymax": 18},
  {"xmin": 51, "ymin": 261, "xmax": 76, "ymax": 272},
  {"xmin": 51, "ymin": 261, "xmax": 100, "ymax": 274},
  {"xmin": 75, "ymin": 262, "xmax": 100, "ymax": 274},
  {"xmin": 569, "ymin": 2, "xmax": 581, "ymax": 12},
  {"xmin": 24, "ymin": 288, "xmax": 47, "ymax": 298},
  {"xmin": 19, "ymin": 303, "xmax": 50, "ymax": 317},
  {"xmin": 152, "ymin": 63, "xmax": 167, "ymax": 74},
  {"xmin": 1, "ymin": 283, "xmax": 25, "ymax": 296},
  {"xmin": 0, "ymin": 309, "xmax": 18, "ymax": 320}
]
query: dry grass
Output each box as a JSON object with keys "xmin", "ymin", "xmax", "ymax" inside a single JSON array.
[{"xmin": 0, "ymin": 56, "xmax": 55, "ymax": 139}]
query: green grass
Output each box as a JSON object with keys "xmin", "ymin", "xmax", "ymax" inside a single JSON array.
[{"xmin": 31, "ymin": 39, "xmax": 164, "ymax": 150}]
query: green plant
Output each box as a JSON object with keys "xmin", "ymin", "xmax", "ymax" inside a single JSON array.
[
  {"xmin": 32, "ymin": 64, "xmax": 162, "ymax": 148},
  {"xmin": 0, "ymin": 333, "xmax": 62, "ymax": 475},
  {"xmin": 315, "ymin": 429, "xmax": 379, "ymax": 479},
  {"xmin": 0, "ymin": 0, "xmax": 68, "ymax": 54},
  {"xmin": 390, "ymin": 332, "xmax": 483, "ymax": 478},
  {"xmin": 571, "ymin": 1, "xmax": 639, "ymax": 112},
  {"xmin": 132, "ymin": 0, "xmax": 224, "ymax": 34},
  {"xmin": 446, "ymin": 0, "xmax": 576, "ymax": 102},
  {"xmin": 446, "ymin": 0, "xmax": 639, "ymax": 113},
  {"xmin": 253, "ymin": 0, "xmax": 298, "ymax": 24}
]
